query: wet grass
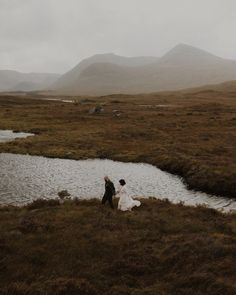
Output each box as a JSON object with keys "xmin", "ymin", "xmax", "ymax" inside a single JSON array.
[
  {"xmin": 0, "ymin": 92, "xmax": 235, "ymax": 197},
  {"xmin": 0, "ymin": 198, "xmax": 236, "ymax": 295},
  {"xmin": 0, "ymin": 92, "xmax": 235, "ymax": 294}
]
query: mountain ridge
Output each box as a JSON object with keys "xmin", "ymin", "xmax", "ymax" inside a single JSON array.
[
  {"xmin": 0, "ymin": 70, "xmax": 61, "ymax": 92},
  {"xmin": 51, "ymin": 53, "xmax": 160, "ymax": 91},
  {"xmin": 50, "ymin": 43, "xmax": 236, "ymax": 95},
  {"xmin": 2, "ymin": 44, "xmax": 236, "ymax": 95}
]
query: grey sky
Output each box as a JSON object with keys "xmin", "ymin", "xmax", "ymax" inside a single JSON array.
[{"xmin": 0, "ymin": 0, "xmax": 235, "ymax": 73}]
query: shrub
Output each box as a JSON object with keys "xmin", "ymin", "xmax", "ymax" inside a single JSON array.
[
  {"xmin": 18, "ymin": 216, "xmax": 38, "ymax": 233},
  {"xmin": 58, "ymin": 190, "xmax": 71, "ymax": 199},
  {"xmin": 26, "ymin": 199, "xmax": 60, "ymax": 210}
]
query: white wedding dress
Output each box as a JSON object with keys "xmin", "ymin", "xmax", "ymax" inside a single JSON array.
[{"xmin": 117, "ymin": 185, "xmax": 141, "ymax": 211}]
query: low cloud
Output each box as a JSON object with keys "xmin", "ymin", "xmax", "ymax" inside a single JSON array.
[{"xmin": 0, "ymin": 0, "xmax": 235, "ymax": 73}]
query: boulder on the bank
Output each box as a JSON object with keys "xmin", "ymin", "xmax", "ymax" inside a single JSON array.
[
  {"xmin": 112, "ymin": 109, "xmax": 122, "ymax": 117},
  {"xmin": 58, "ymin": 190, "xmax": 71, "ymax": 199},
  {"xmin": 89, "ymin": 105, "xmax": 104, "ymax": 114},
  {"xmin": 58, "ymin": 190, "xmax": 71, "ymax": 204}
]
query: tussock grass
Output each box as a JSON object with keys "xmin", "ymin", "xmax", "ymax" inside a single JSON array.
[
  {"xmin": 0, "ymin": 92, "xmax": 235, "ymax": 197},
  {"xmin": 0, "ymin": 198, "xmax": 236, "ymax": 294}
]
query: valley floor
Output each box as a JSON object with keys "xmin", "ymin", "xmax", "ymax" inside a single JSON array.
[
  {"xmin": 0, "ymin": 92, "xmax": 236, "ymax": 294},
  {"xmin": 0, "ymin": 198, "xmax": 236, "ymax": 295},
  {"xmin": 0, "ymin": 91, "xmax": 235, "ymax": 197}
]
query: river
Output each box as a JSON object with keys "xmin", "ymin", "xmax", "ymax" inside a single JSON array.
[{"xmin": 0, "ymin": 153, "xmax": 235, "ymax": 212}]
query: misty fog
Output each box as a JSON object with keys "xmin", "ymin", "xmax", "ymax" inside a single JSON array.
[{"xmin": 0, "ymin": 0, "xmax": 236, "ymax": 73}]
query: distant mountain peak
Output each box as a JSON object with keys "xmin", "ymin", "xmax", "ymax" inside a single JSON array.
[
  {"xmin": 49, "ymin": 44, "xmax": 236, "ymax": 95},
  {"xmin": 166, "ymin": 43, "xmax": 213, "ymax": 53},
  {"xmin": 161, "ymin": 43, "xmax": 221, "ymax": 65},
  {"xmin": 172, "ymin": 43, "xmax": 198, "ymax": 50},
  {"xmin": 92, "ymin": 52, "xmax": 116, "ymax": 57},
  {"xmin": 0, "ymin": 70, "xmax": 60, "ymax": 92}
]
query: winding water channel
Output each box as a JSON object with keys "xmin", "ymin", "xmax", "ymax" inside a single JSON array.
[
  {"xmin": 0, "ymin": 153, "xmax": 235, "ymax": 212},
  {"xmin": 0, "ymin": 130, "xmax": 235, "ymax": 211}
]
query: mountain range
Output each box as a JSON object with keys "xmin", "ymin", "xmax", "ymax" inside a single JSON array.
[
  {"xmin": 0, "ymin": 70, "xmax": 60, "ymax": 92},
  {"xmin": 2, "ymin": 44, "xmax": 236, "ymax": 95},
  {"xmin": 50, "ymin": 44, "xmax": 236, "ymax": 95}
]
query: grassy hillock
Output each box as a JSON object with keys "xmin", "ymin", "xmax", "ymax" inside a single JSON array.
[{"xmin": 0, "ymin": 198, "xmax": 236, "ymax": 295}]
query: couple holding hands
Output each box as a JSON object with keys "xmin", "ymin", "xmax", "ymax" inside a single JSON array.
[{"xmin": 102, "ymin": 176, "xmax": 141, "ymax": 211}]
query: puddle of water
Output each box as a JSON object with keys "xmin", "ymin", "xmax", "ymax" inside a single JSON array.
[
  {"xmin": 155, "ymin": 104, "xmax": 179, "ymax": 108},
  {"xmin": 139, "ymin": 104, "xmax": 180, "ymax": 108},
  {"xmin": 45, "ymin": 98, "xmax": 74, "ymax": 103},
  {"xmin": 0, "ymin": 130, "xmax": 34, "ymax": 143},
  {"xmin": 0, "ymin": 153, "xmax": 235, "ymax": 212}
]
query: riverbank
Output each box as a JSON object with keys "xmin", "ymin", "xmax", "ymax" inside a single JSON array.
[
  {"xmin": 1, "ymin": 153, "xmax": 235, "ymax": 210},
  {"xmin": 0, "ymin": 92, "xmax": 235, "ymax": 197},
  {"xmin": 0, "ymin": 198, "xmax": 236, "ymax": 295}
]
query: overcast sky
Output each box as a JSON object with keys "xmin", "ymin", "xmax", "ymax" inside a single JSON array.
[{"xmin": 0, "ymin": 0, "xmax": 235, "ymax": 74}]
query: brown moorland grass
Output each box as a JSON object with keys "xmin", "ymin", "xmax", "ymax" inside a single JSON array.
[
  {"xmin": 0, "ymin": 198, "xmax": 236, "ymax": 295},
  {"xmin": 0, "ymin": 91, "xmax": 235, "ymax": 197}
]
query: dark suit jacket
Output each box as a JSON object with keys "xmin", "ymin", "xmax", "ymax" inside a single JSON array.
[{"xmin": 104, "ymin": 180, "xmax": 116, "ymax": 198}]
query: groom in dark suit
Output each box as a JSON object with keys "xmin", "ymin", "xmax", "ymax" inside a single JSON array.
[{"xmin": 102, "ymin": 176, "xmax": 116, "ymax": 209}]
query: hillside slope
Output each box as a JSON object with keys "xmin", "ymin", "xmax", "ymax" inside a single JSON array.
[
  {"xmin": 51, "ymin": 44, "xmax": 236, "ymax": 95},
  {"xmin": 184, "ymin": 80, "xmax": 236, "ymax": 93},
  {"xmin": 51, "ymin": 53, "xmax": 159, "ymax": 92},
  {"xmin": 0, "ymin": 70, "xmax": 60, "ymax": 92}
]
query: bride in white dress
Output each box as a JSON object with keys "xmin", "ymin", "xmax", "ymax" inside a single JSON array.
[{"xmin": 117, "ymin": 179, "xmax": 141, "ymax": 211}]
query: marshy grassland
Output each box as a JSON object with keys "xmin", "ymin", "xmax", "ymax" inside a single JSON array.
[
  {"xmin": 0, "ymin": 91, "xmax": 236, "ymax": 294},
  {"xmin": 0, "ymin": 198, "xmax": 236, "ymax": 295},
  {"xmin": 0, "ymin": 90, "xmax": 235, "ymax": 197}
]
